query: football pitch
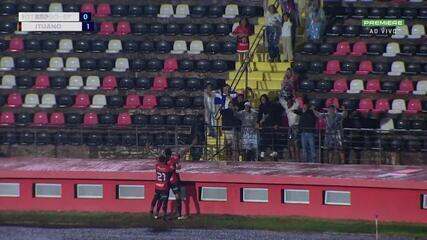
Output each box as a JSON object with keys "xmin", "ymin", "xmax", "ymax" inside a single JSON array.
[{"xmin": 0, "ymin": 212, "xmax": 425, "ymax": 240}]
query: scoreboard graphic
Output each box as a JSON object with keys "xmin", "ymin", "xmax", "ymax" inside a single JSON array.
[{"xmin": 18, "ymin": 12, "xmax": 94, "ymax": 32}]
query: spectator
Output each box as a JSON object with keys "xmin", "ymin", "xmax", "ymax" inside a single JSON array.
[
  {"xmin": 281, "ymin": 69, "xmax": 297, "ymax": 99},
  {"xmin": 236, "ymin": 93, "xmax": 246, "ymax": 111},
  {"xmin": 306, "ymin": 0, "xmax": 325, "ymax": 42},
  {"xmin": 190, "ymin": 116, "xmax": 206, "ymax": 161},
  {"xmin": 265, "ymin": 5, "xmax": 282, "ymax": 62},
  {"xmin": 232, "ymin": 17, "xmax": 254, "ymax": 62},
  {"xmin": 293, "ymin": 101, "xmax": 317, "ymax": 163},
  {"xmin": 258, "ymin": 94, "xmax": 272, "ymax": 159},
  {"xmin": 314, "ymin": 105, "xmax": 347, "ymax": 164},
  {"xmin": 234, "ymin": 101, "xmax": 259, "ymax": 161},
  {"xmin": 258, "ymin": 95, "xmax": 284, "ymax": 161},
  {"xmin": 214, "ymin": 84, "xmax": 236, "ymax": 109},
  {"xmin": 220, "ymin": 101, "xmax": 240, "ymax": 161},
  {"xmin": 280, "ymin": 14, "xmax": 293, "ymax": 62},
  {"xmin": 280, "ymin": 95, "xmax": 300, "ymax": 161},
  {"xmin": 204, "ymin": 84, "xmax": 218, "ymax": 137},
  {"xmin": 279, "ymin": 0, "xmax": 299, "ymax": 49}
]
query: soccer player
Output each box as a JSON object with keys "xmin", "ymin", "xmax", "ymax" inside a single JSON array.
[
  {"xmin": 150, "ymin": 155, "xmax": 173, "ymax": 220},
  {"xmin": 165, "ymin": 147, "xmax": 189, "ymax": 220}
]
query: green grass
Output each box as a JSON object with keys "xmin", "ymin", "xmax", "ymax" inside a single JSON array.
[{"xmin": 0, "ymin": 211, "xmax": 426, "ymax": 238}]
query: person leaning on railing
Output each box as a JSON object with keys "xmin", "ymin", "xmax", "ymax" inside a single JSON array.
[
  {"xmin": 293, "ymin": 101, "xmax": 317, "ymax": 163},
  {"xmin": 313, "ymin": 105, "xmax": 347, "ymax": 164},
  {"xmin": 279, "ymin": 94, "xmax": 300, "ymax": 162},
  {"xmin": 233, "ymin": 101, "xmax": 259, "ymax": 161}
]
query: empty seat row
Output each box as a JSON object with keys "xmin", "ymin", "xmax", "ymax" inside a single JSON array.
[
  {"xmin": 304, "ymin": 97, "xmax": 425, "ymax": 114},
  {"xmin": 1, "ymin": 93, "xmax": 203, "ymax": 109},
  {"xmin": 0, "ymin": 37, "xmax": 236, "ymax": 54},
  {"xmin": 302, "ymin": 41, "xmax": 427, "ymax": 56},
  {"xmin": 294, "ymin": 60, "xmax": 427, "ymax": 75},
  {"xmin": 0, "ymin": 57, "xmax": 231, "ymax": 72},
  {"xmin": 327, "ymin": 24, "xmax": 426, "ymax": 39},
  {"xmin": 0, "ymin": 74, "xmax": 220, "ymax": 91},
  {"xmin": 0, "ymin": 74, "xmax": 222, "ymax": 91},
  {"xmin": 0, "ymin": 111, "xmax": 200, "ymax": 127},
  {"xmin": 301, "ymin": 78, "xmax": 427, "ymax": 95},
  {"xmin": 300, "ymin": 78, "xmax": 427, "ymax": 95},
  {"xmin": 327, "ymin": 6, "xmax": 427, "ymax": 19},
  {"xmin": 0, "ymin": 130, "xmax": 194, "ymax": 146},
  {"xmin": 0, "ymin": 2, "xmax": 260, "ymax": 18}
]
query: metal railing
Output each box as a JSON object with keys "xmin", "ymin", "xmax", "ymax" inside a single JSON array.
[
  {"xmin": 204, "ymin": 126, "xmax": 427, "ymax": 165},
  {"xmin": 214, "ymin": 24, "xmax": 267, "ymax": 120}
]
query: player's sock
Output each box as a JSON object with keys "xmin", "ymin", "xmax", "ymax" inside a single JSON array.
[{"xmin": 176, "ymin": 200, "xmax": 182, "ymax": 217}]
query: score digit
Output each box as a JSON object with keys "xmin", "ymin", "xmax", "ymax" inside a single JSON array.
[
  {"xmin": 82, "ymin": 22, "xmax": 94, "ymax": 32},
  {"xmin": 79, "ymin": 12, "xmax": 91, "ymax": 22}
]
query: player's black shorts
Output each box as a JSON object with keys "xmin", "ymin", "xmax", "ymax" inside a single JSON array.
[
  {"xmin": 170, "ymin": 182, "xmax": 181, "ymax": 195},
  {"xmin": 154, "ymin": 189, "xmax": 169, "ymax": 200}
]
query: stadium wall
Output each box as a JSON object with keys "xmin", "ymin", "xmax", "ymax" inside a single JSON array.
[{"xmin": 0, "ymin": 170, "xmax": 426, "ymax": 223}]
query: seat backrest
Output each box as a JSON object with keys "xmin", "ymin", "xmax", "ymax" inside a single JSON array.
[
  {"xmin": 92, "ymin": 94, "xmax": 107, "ymax": 106},
  {"xmin": 41, "ymin": 93, "xmax": 56, "ymax": 105},
  {"xmin": 224, "ymin": 4, "xmax": 238, "ymax": 16},
  {"xmin": 159, "ymin": 4, "xmax": 174, "ymax": 16},
  {"xmin": 80, "ymin": 3, "xmax": 95, "ymax": 14},
  {"xmin": 391, "ymin": 99, "xmax": 406, "ymax": 110},
  {"xmin": 173, "ymin": 40, "xmax": 187, "ymax": 51},
  {"xmin": 394, "ymin": 25, "xmax": 409, "ymax": 35},
  {"xmin": 142, "ymin": 94, "xmax": 158, "ymax": 109},
  {"xmin": 190, "ymin": 40, "xmax": 204, "ymax": 52},
  {"xmin": 411, "ymin": 24, "xmax": 425, "ymax": 35},
  {"xmin": 34, "ymin": 74, "xmax": 50, "ymax": 89},
  {"xmin": 349, "ymin": 79, "xmax": 364, "ymax": 91},
  {"xmin": 86, "ymin": 76, "xmax": 100, "ymax": 87},
  {"xmin": 327, "ymin": 60, "xmax": 340, "ymax": 71},
  {"xmin": 375, "ymin": 98, "xmax": 390, "ymax": 110},
  {"xmin": 49, "ymin": 57, "xmax": 64, "ymax": 68},
  {"xmin": 386, "ymin": 42, "xmax": 400, "ymax": 53},
  {"xmin": 416, "ymin": 80, "xmax": 427, "ymax": 91},
  {"xmin": 125, "ymin": 94, "xmax": 141, "ymax": 108},
  {"xmin": 163, "ymin": 57, "xmax": 178, "ymax": 72},
  {"xmin": 24, "ymin": 93, "xmax": 39, "ymax": 105},
  {"xmin": 116, "ymin": 20, "xmax": 131, "ymax": 36},
  {"xmin": 407, "ymin": 99, "xmax": 421, "ymax": 111},
  {"xmin": 96, "ymin": 3, "xmax": 111, "ymax": 17},
  {"xmin": 115, "ymin": 57, "xmax": 130, "ymax": 69},
  {"xmin": 152, "ymin": 75, "xmax": 168, "ymax": 90},
  {"xmin": 333, "ymin": 78, "xmax": 348, "ymax": 91},
  {"xmin": 352, "ymin": 41, "xmax": 367, "ymax": 55},
  {"xmin": 108, "ymin": 39, "xmax": 122, "ymax": 51},
  {"xmin": 7, "ymin": 92, "xmax": 22, "ymax": 107},
  {"xmin": 175, "ymin": 4, "xmax": 189, "ymax": 16},
  {"xmin": 68, "ymin": 75, "xmax": 84, "ymax": 87},
  {"xmin": 1, "ymin": 74, "xmax": 15, "ymax": 87},
  {"xmin": 84, "ymin": 112, "xmax": 99, "ymax": 125},
  {"xmin": 117, "ymin": 112, "xmax": 132, "ymax": 126},
  {"xmin": 99, "ymin": 21, "xmax": 114, "ymax": 35},
  {"xmin": 33, "ymin": 112, "xmax": 49, "ymax": 125},
  {"xmin": 49, "ymin": 112, "xmax": 65, "ymax": 125},
  {"xmin": 391, "ymin": 61, "xmax": 405, "ymax": 72},
  {"xmin": 74, "ymin": 93, "xmax": 90, "ymax": 107},
  {"xmin": 359, "ymin": 98, "xmax": 373, "ymax": 110},
  {"xmin": 65, "ymin": 57, "xmax": 80, "ymax": 69},
  {"xmin": 8, "ymin": 37, "xmax": 24, "ymax": 52},
  {"xmin": 399, "ymin": 79, "xmax": 414, "ymax": 92},
  {"xmin": 366, "ymin": 79, "xmax": 381, "ymax": 91},
  {"xmin": 102, "ymin": 75, "xmax": 117, "ymax": 90},
  {"xmin": 335, "ymin": 41, "xmax": 351, "ymax": 54},
  {"xmin": 0, "ymin": 111, "xmax": 15, "ymax": 125},
  {"xmin": 359, "ymin": 60, "xmax": 373, "ymax": 71}
]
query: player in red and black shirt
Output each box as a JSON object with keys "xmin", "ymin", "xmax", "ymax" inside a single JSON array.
[
  {"xmin": 150, "ymin": 155, "xmax": 173, "ymax": 220},
  {"xmin": 165, "ymin": 147, "xmax": 189, "ymax": 220}
]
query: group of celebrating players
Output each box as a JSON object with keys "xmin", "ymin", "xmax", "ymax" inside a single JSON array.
[{"xmin": 150, "ymin": 147, "xmax": 188, "ymax": 221}]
